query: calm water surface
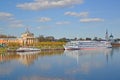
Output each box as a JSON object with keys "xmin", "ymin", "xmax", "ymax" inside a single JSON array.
[{"xmin": 0, "ymin": 47, "xmax": 120, "ymax": 80}]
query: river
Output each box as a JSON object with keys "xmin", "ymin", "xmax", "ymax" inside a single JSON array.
[{"xmin": 0, "ymin": 47, "xmax": 120, "ymax": 80}]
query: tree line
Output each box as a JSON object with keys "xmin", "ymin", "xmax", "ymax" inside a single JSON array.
[
  {"xmin": 0, "ymin": 34, "xmax": 16, "ymax": 38},
  {"xmin": 0, "ymin": 34, "xmax": 120, "ymax": 42}
]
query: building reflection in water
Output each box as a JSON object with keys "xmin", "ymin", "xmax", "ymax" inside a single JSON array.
[
  {"xmin": 0, "ymin": 50, "xmax": 64, "ymax": 66},
  {"xmin": 17, "ymin": 51, "xmax": 40, "ymax": 66}
]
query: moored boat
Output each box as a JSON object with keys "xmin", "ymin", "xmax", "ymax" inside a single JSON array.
[
  {"xmin": 16, "ymin": 47, "xmax": 41, "ymax": 52},
  {"xmin": 63, "ymin": 40, "xmax": 112, "ymax": 50}
]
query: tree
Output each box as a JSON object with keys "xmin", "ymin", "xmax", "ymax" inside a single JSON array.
[
  {"xmin": 86, "ymin": 37, "xmax": 91, "ymax": 40},
  {"xmin": 58, "ymin": 37, "xmax": 67, "ymax": 42},
  {"xmin": 0, "ymin": 34, "xmax": 16, "ymax": 38},
  {"xmin": 45, "ymin": 36, "xmax": 55, "ymax": 41},
  {"xmin": 93, "ymin": 37, "xmax": 98, "ymax": 41},
  {"xmin": 37, "ymin": 35, "xmax": 45, "ymax": 42}
]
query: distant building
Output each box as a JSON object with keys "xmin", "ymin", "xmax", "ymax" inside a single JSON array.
[
  {"xmin": 0, "ymin": 28, "xmax": 38, "ymax": 46},
  {"xmin": 109, "ymin": 33, "xmax": 114, "ymax": 43},
  {"xmin": 105, "ymin": 30, "xmax": 114, "ymax": 42},
  {"xmin": 0, "ymin": 38, "xmax": 20, "ymax": 44},
  {"xmin": 21, "ymin": 28, "xmax": 38, "ymax": 45}
]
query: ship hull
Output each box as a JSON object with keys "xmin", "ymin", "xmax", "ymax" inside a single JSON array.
[{"xmin": 64, "ymin": 47, "xmax": 111, "ymax": 50}]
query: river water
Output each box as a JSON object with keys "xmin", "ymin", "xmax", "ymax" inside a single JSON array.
[{"xmin": 0, "ymin": 47, "xmax": 120, "ymax": 80}]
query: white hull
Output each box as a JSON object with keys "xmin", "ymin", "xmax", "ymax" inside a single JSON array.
[
  {"xmin": 16, "ymin": 47, "xmax": 41, "ymax": 52},
  {"xmin": 64, "ymin": 46, "xmax": 111, "ymax": 50}
]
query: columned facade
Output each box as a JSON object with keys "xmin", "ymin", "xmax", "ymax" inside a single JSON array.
[
  {"xmin": 21, "ymin": 29, "xmax": 37, "ymax": 46},
  {"xmin": 0, "ymin": 29, "xmax": 38, "ymax": 46}
]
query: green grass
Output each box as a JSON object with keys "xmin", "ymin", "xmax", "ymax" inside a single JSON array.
[{"xmin": 0, "ymin": 42, "xmax": 66, "ymax": 53}]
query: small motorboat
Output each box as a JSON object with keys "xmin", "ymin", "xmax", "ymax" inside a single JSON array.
[{"xmin": 16, "ymin": 47, "xmax": 41, "ymax": 52}]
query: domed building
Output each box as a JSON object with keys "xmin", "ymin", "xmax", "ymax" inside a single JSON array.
[
  {"xmin": 21, "ymin": 28, "xmax": 34, "ymax": 38},
  {"xmin": 0, "ymin": 28, "xmax": 38, "ymax": 46},
  {"xmin": 109, "ymin": 33, "xmax": 114, "ymax": 43},
  {"xmin": 21, "ymin": 28, "xmax": 38, "ymax": 46}
]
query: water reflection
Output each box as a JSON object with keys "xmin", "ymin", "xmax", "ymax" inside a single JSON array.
[
  {"xmin": 17, "ymin": 51, "xmax": 40, "ymax": 66},
  {"xmin": 64, "ymin": 49, "xmax": 113, "ymax": 63},
  {"xmin": 64, "ymin": 49, "xmax": 114, "ymax": 75},
  {"xmin": 0, "ymin": 48, "xmax": 120, "ymax": 80},
  {"xmin": 0, "ymin": 50, "xmax": 64, "ymax": 66}
]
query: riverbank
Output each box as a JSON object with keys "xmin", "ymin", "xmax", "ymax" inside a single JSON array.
[
  {"xmin": 112, "ymin": 43, "xmax": 120, "ymax": 47},
  {"xmin": 0, "ymin": 42, "xmax": 66, "ymax": 52},
  {"xmin": 1, "ymin": 41, "xmax": 120, "ymax": 53}
]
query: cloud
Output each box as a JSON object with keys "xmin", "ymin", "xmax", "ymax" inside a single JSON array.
[
  {"xmin": 37, "ymin": 26, "xmax": 51, "ymax": 30},
  {"xmin": 64, "ymin": 11, "xmax": 104, "ymax": 23},
  {"xmin": 0, "ymin": 12, "xmax": 25, "ymax": 28},
  {"xmin": 0, "ymin": 12, "xmax": 13, "ymax": 17},
  {"xmin": 80, "ymin": 18, "xmax": 104, "ymax": 23},
  {"xmin": 9, "ymin": 20, "xmax": 25, "ymax": 28},
  {"xmin": 20, "ymin": 76, "xmax": 63, "ymax": 80},
  {"xmin": 65, "ymin": 11, "xmax": 88, "ymax": 17},
  {"xmin": 56, "ymin": 21, "xmax": 70, "ymax": 25},
  {"xmin": 37, "ymin": 17, "xmax": 51, "ymax": 22},
  {"xmin": 17, "ymin": 0, "xmax": 84, "ymax": 10},
  {"xmin": 0, "ymin": 12, "xmax": 13, "ymax": 21}
]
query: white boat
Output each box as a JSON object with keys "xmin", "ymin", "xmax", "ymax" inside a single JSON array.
[
  {"xmin": 63, "ymin": 40, "xmax": 112, "ymax": 50},
  {"xmin": 16, "ymin": 47, "xmax": 41, "ymax": 52}
]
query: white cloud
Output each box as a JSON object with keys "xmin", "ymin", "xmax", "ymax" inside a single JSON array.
[
  {"xmin": 17, "ymin": 0, "xmax": 84, "ymax": 10},
  {"xmin": 56, "ymin": 21, "xmax": 70, "ymax": 25},
  {"xmin": 65, "ymin": 11, "xmax": 104, "ymax": 23},
  {"xmin": 37, "ymin": 17, "xmax": 51, "ymax": 22},
  {"xmin": 0, "ymin": 12, "xmax": 13, "ymax": 21},
  {"xmin": 80, "ymin": 18, "xmax": 104, "ymax": 23},
  {"xmin": 65, "ymin": 11, "xmax": 88, "ymax": 17},
  {"xmin": 0, "ymin": 12, "xmax": 13, "ymax": 17},
  {"xmin": 0, "ymin": 12, "xmax": 25, "ymax": 28},
  {"xmin": 9, "ymin": 20, "xmax": 25, "ymax": 28}
]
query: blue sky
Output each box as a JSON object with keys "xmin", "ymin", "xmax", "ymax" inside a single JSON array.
[{"xmin": 0, "ymin": 0, "xmax": 120, "ymax": 39}]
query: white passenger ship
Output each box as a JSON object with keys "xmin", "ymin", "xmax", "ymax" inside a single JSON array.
[{"xmin": 63, "ymin": 41, "xmax": 112, "ymax": 50}]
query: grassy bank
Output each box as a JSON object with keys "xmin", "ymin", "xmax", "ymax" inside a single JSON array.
[
  {"xmin": 2, "ymin": 42, "xmax": 66, "ymax": 52},
  {"xmin": 34, "ymin": 42, "xmax": 66, "ymax": 50}
]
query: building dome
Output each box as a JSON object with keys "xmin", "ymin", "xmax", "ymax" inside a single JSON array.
[
  {"xmin": 109, "ymin": 33, "xmax": 113, "ymax": 38},
  {"xmin": 21, "ymin": 28, "xmax": 34, "ymax": 39}
]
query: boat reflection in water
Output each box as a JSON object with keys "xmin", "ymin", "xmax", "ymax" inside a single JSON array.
[
  {"xmin": 64, "ymin": 48, "xmax": 113, "ymax": 64},
  {"xmin": 16, "ymin": 51, "xmax": 41, "ymax": 55}
]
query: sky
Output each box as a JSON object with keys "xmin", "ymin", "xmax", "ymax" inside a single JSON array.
[{"xmin": 0, "ymin": 0, "xmax": 120, "ymax": 39}]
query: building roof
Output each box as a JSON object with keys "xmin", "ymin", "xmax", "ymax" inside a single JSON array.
[
  {"xmin": 21, "ymin": 28, "xmax": 34, "ymax": 38},
  {"xmin": 109, "ymin": 33, "xmax": 113, "ymax": 38},
  {"xmin": 22, "ymin": 28, "xmax": 33, "ymax": 35}
]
